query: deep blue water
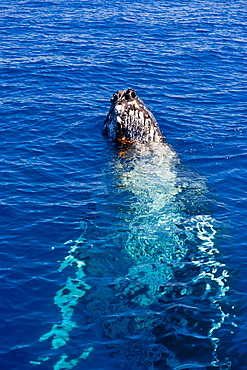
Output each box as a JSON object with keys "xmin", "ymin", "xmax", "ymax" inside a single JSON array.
[{"xmin": 1, "ymin": 0, "xmax": 247, "ymax": 369}]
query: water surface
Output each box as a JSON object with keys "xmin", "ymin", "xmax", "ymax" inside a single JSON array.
[{"xmin": 0, "ymin": 0, "xmax": 247, "ymax": 369}]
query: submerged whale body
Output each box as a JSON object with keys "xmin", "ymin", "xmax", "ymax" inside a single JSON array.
[{"xmin": 36, "ymin": 89, "xmax": 232, "ymax": 370}]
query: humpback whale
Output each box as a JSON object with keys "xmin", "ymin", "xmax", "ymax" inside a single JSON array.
[
  {"xmin": 35, "ymin": 89, "xmax": 232, "ymax": 370},
  {"xmin": 102, "ymin": 89, "xmax": 231, "ymax": 368}
]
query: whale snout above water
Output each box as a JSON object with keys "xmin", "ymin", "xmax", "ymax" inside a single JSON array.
[{"xmin": 104, "ymin": 88, "xmax": 164, "ymax": 145}]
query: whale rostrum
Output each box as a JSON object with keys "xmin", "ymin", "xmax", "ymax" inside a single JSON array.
[{"xmin": 104, "ymin": 88, "xmax": 164, "ymax": 145}]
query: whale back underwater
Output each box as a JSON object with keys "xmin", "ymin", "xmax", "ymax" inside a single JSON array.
[{"xmin": 35, "ymin": 90, "xmax": 232, "ymax": 370}]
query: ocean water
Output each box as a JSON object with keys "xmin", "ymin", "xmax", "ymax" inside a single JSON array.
[{"xmin": 0, "ymin": 0, "xmax": 247, "ymax": 369}]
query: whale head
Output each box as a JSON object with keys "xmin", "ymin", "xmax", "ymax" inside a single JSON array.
[{"xmin": 104, "ymin": 88, "xmax": 164, "ymax": 145}]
